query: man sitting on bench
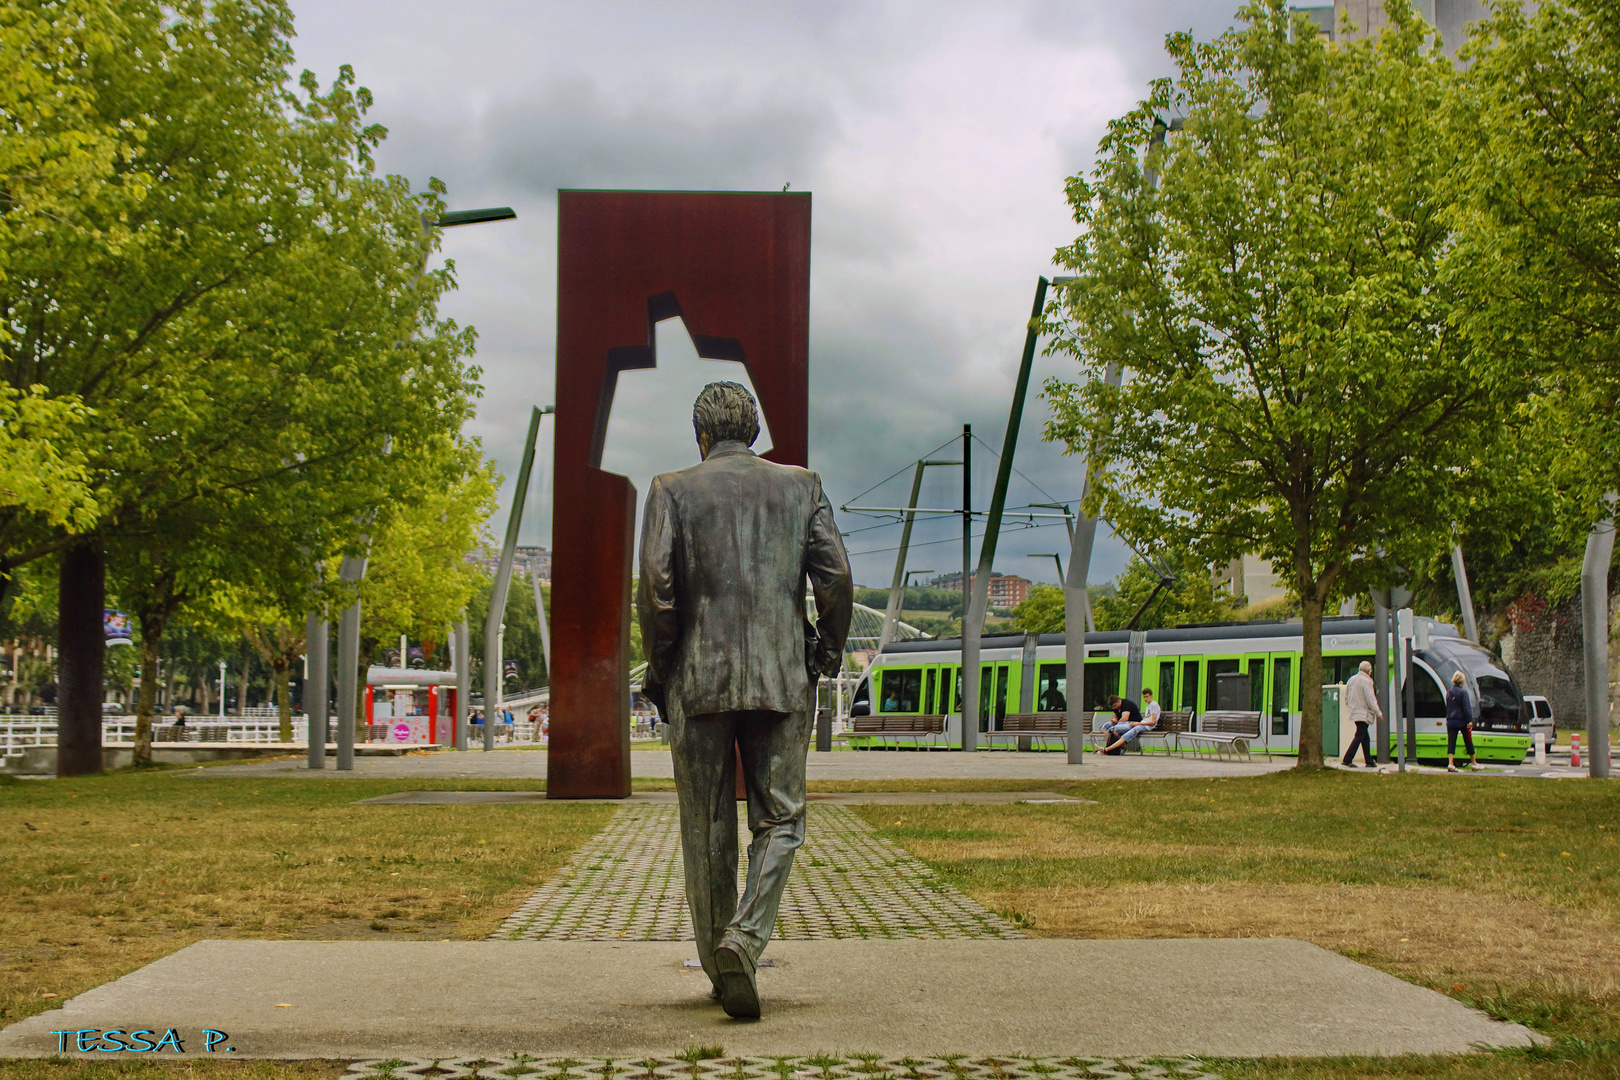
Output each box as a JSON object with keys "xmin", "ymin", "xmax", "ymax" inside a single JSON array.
[{"xmin": 1100, "ymin": 693, "xmax": 1155, "ymax": 754}]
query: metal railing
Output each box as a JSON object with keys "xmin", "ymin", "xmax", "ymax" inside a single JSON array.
[{"xmin": 1, "ymin": 717, "xmax": 312, "ymax": 756}]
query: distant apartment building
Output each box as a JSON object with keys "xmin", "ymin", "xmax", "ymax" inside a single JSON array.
[
  {"xmin": 1293, "ymin": 0, "xmax": 1491, "ymax": 57},
  {"xmin": 1213, "ymin": 554, "xmax": 1289, "ymax": 607},
  {"xmin": 927, "ymin": 571, "xmax": 1033, "ymax": 608}
]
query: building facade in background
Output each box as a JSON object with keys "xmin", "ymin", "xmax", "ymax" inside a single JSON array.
[
  {"xmin": 927, "ymin": 572, "xmax": 1033, "ymax": 609},
  {"xmin": 1293, "ymin": 0, "xmax": 1491, "ymax": 57}
]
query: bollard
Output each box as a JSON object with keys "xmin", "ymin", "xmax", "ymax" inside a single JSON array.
[
  {"xmin": 1571, "ymin": 733, "xmax": 1582, "ymax": 770},
  {"xmin": 1534, "ymin": 732, "xmax": 1547, "ymax": 766}
]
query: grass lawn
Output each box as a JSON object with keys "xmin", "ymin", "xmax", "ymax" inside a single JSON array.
[
  {"xmin": 1, "ymin": 767, "xmax": 1617, "ymax": 1080},
  {"xmin": 0, "ymin": 771, "xmax": 612, "ymax": 1035}
]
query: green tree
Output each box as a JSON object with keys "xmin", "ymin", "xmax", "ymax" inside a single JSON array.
[
  {"xmin": 1093, "ymin": 552, "xmax": 1241, "ymax": 632},
  {"xmin": 1449, "ymin": 0, "xmax": 1620, "ymax": 520},
  {"xmin": 3, "ymin": 1, "xmax": 490, "ymax": 766},
  {"xmin": 1044, "ymin": 0, "xmax": 1517, "ymax": 768}
]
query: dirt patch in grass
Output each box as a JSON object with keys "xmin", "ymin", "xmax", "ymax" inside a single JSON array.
[{"xmin": 0, "ymin": 775, "xmax": 611, "ymax": 1031}]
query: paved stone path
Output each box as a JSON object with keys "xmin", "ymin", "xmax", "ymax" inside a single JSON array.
[
  {"xmin": 341, "ymin": 1055, "xmax": 1223, "ymax": 1079},
  {"xmin": 492, "ymin": 804, "xmax": 1022, "ymax": 942}
]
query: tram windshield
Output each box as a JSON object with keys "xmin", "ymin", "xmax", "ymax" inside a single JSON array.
[{"xmin": 1477, "ymin": 675, "xmax": 1520, "ymax": 729}]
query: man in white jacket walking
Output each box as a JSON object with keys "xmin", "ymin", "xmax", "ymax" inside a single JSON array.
[{"xmin": 1342, "ymin": 660, "xmax": 1382, "ymax": 768}]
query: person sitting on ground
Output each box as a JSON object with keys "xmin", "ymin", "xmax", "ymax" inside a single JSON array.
[
  {"xmin": 1100, "ymin": 693, "xmax": 1154, "ymax": 754},
  {"xmin": 1445, "ymin": 670, "xmax": 1477, "ymax": 772}
]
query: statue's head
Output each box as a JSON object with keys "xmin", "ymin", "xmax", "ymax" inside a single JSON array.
[{"xmin": 692, "ymin": 381, "xmax": 760, "ymax": 457}]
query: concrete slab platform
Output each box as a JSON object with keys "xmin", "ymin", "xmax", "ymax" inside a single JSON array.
[
  {"xmin": 0, "ymin": 939, "xmax": 1532, "ymax": 1060},
  {"xmin": 355, "ymin": 790, "xmax": 1096, "ymax": 806}
]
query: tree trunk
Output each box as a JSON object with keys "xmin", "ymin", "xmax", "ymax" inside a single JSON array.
[
  {"xmin": 134, "ymin": 632, "xmax": 161, "ymax": 766},
  {"xmin": 237, "ymin": 647, "xmax": 250, "ymax": 716},
  {"xmin": 1297, "ymin": 588, "xmax": 1326, "ymax": 769},
  {"xmin": 274, "ymin": 658, "xmax": 292, "ymax": 741},
  {"xmin": 57, "ymin": 542, "xmax": 105, "ymax": 777}
]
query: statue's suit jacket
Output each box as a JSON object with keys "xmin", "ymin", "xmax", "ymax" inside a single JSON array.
[{"xmin": 637, "ymin": 441, "xmax": 853, "ymax": 718}]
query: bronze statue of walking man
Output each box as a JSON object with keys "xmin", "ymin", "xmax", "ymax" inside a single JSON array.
[{"xmin": 637, "ymin": 381, "xmax": 853, "ymax": 1018}]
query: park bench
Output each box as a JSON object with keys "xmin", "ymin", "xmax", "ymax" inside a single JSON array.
[
  {"xmin": 1085, "ymin": 710, "xmax": 1194, "ymax": 754},
  {"xmin": 1178, "ymin": 710, "xmax": 1266, "ymax": 761},
  {"xmin": 986, "ymin": 712, "xmax": 1069, "ymax": 750},
  {"xmin": 835, "ymin": 715, "xmax": 947, "ymax": 749}
]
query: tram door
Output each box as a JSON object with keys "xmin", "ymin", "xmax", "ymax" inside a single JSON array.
[{"xmin": 1236, "ymin": 652, "xmax": 1289, "ymax": 751}]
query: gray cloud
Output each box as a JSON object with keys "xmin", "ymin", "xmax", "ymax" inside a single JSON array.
[
  {"xmin": 486, "ymin": 78, "xmax": 835, "ymax": 194},
  {"xmin": 288, "ymin": 0, "xmax": 1247, "ymax": 596}
]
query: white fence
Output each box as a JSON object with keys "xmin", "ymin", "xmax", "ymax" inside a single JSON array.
[{"xmin": 1, "ymin": 716, "xmax": 311, "ymax": 757}]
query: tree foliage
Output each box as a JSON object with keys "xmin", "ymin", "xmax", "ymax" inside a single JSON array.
[{"xmin": 1044, "ymin": 0, "xmax": 1518, "ymax": 767}]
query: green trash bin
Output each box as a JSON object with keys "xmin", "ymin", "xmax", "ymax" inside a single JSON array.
[{"xmin": 1321, "ymin": 684, "xmax": 1342, "ymax": 759}]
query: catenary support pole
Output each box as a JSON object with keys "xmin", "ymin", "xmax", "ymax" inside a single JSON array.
[
  {"xmin": 57, "ymin": 542, "xmax": 105, "ymax": 777},
  {"xmin": 964, "ymin": 276, "xmax": 1051, "ymax": 755},
  {"xmin": 960, "ymin": 424, "xmax": 973, "ymax": 749},
  {"xmin": 486, "ymin": 406, "xmax": 547, "ymax": 751},
  {"xmin": 454, "ymin": 615, "xmax": 470, "ymax": 751},
  {"xmin": 1451, "ymin": 543, "xmax": 1479, "ymax": 644},
  {"xmin": 335, "ymin": 554, "xmax": 367, "ymax": 771},
  {"xmin": 1581, "ymin": 515, "xmax": 1614, "ymax": 779},
  {"xmin": 881, "ymin": 461, "xmax": 929, "ymax": 651},
  {"xmin": 530, "ymin": 559, "xmax": 551, "ymax": 673},
  {"xmin": 1065, "ymin": 362, "xmax": 1124, "ymax": 764},
  {"xmin": 305, "ymin": 611, "xmax": 328, "ymax": 769},
  {"xmin": 1372, "ymin": 598, "xmax": 1391, "ymax": 765}
]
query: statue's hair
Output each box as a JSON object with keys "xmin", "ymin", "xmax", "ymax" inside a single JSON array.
[{"xmin": 692, "ymin": 381, "xmax": 760, "ymax": 447}]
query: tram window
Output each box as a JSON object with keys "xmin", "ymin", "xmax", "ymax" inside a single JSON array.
[
  {"xmin": 1206, "ymin": 659, "xmax": 1240, "ymax": 711},
  {"xmin": 1084, "ymin": 661, "xmax": 1120, "ymax": 710},
  {"xmin": 1414, "ymin": 668, "xmax": 1446, "ymax": 718},
  {"xmin": 1158, "ymin": 662, "xmax": 1176, "ymax": 710},
  {"xmin": 1271, "ymin": 657, "xmax": 1292, "ymax": 735},
  {"xmin": 851, "ymin": 677, "xmax": 871, "ymax": 717},
  {"xmin": 1329, "ymin": 655, "xmax": 1374, "ymax": 685},
  {"xmin": 924, "ymin": 669, "xmax": 937, "ymax": 714},
  {"xmin": 1247, "ymin": 658, "xmax": 1266, "ymax": 712},
  {"xmin": 879, "ymin": 670, "xmax": 921, "ymax": 713},
  {"xmin": 1477, "ymin": 675, "xmax": 1521, "ymax": 730},
  {"xmin": 1181, "ymin": 661, "xmax": 1200, "ymax": 712},
  {"xmin": 1037, "ymin": 663, "xmax": 1067, "ymax": 711}
]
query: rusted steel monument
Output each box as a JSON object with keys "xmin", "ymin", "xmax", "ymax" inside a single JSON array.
[{"xmin": 547, "ymin": 190, "xmax": 812, "ymax": 799}]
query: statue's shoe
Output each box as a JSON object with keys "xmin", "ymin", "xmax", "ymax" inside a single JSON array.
[{"xmin": 714, "ymin": 942, "xmax": 760, "ymax": 1019}]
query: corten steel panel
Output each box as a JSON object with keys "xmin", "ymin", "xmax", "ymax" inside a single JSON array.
[{"xmin": 549, "ymin": 190, "xmax": 811, "ymax": 800}]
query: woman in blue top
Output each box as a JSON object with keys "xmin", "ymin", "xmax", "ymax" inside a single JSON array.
[{"xmin": 1445, "ymin": 670, "xmax": 1476, "ymax": 772}]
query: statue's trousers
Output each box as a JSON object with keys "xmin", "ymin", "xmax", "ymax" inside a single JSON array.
[{"xmin": 669, "ymin": 706, "xmax": 810, "ymax": 989}]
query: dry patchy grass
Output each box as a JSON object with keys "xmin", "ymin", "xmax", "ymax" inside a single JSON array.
[
  {"xmin": 857, "ymin": 770, "xmax": 1620, "ymax": 1043},
  {"xmin": 0, "ymin": 773, "xmax": 611, "ymax": 1030}
]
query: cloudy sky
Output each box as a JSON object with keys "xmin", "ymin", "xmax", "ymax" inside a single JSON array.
[{"xmin": 287, "ymin": 0, "xmax": 1242, "ymax": 592}]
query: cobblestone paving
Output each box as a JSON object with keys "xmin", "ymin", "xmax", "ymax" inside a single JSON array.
[
  {"xmin": 344, "ymin": 1055, "xmax": 1222, "ymax": 1080},
  {"xmin": 493, "ymin": 804, "xmax": 1022, "ymax": 941}
]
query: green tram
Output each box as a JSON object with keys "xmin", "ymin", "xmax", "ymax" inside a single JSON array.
[{"xmin": 848, "ymin": 616, "xmax": 1533, "ymax": 762}]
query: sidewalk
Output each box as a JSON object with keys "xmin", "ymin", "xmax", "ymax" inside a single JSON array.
[{"xmin": 198, "ymin": 747, "xmax": 1293, "ymax": 781}]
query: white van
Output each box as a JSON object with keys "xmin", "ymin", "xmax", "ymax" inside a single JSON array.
[{"xmin": 1524, "ymin": 695, "xmax": 1555, "ymax": 746}]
